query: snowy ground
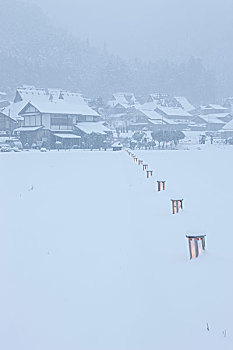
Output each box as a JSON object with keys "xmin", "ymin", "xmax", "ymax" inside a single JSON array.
[{"xmin": 1, "ymin": 146, "xmax": 233, "ymax": 349}]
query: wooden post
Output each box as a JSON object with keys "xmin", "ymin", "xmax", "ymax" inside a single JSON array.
[
  {"xmin": 157, "ymin": 181, "xmax": 166, "ymax": 191},
  {"xmin": 186, "ymin": 235, "xmax": 206, "ymax": 259},
  {"xmin": 171, "ymin": 199, "xmax": 183, "ymax": 214}
]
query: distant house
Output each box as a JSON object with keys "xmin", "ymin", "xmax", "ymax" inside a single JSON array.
[
  {"xmin": 139, "ymin": 109, "xmax": 183, "ymax": 131},
  {"xmin": 14, "ymin": 86, "xmax": 87, "ymax": 105},
  {"xmin": 196, "ymin": 104, "xmax": 228, "ymax": 115},
  {"xmin": 108, "ymin": 92, "xmax": 137, "ymax": 108},
  {"xmin": 110, "ymin": 103, "xmax": 129, "ymax": 114},
  {"xmin": 174, "ymin": 97, "xmax": 196, "ymax": 113},
  {"xmin": 220, "ymin": 119, "xmax": 233, "ymax": 138},
  {"xmin": 112, "ymin": 142, "xmax": 123, "ymax": 151},
  {"xmin": 107, "ymin": 104, "xmax": 193, "ymax": 133},
  {"xmin": 0, "ymin": 101, "xmax": 26, "ymax": 133},
  {"xmin": 0, "ymin": 111, "xmax": 17, "ymax": 133},
  {"xmin": 14, "ymin": 99, "xmax": 100, "ymax": 148},
  {"xmin": 140, "ymin": 101, "xmax": 160, "ymax": 111},
  {"xmin": 74, "ymin": 122, "xmax": 111, "ymax": 137},
  {"xmin": 155, "ymin": 106, "xmax": 193, "ymax": 129},
  {"xmin": 147, "ymin": 93, "xmax": 170, "ymax": 105},
  {"xmin": 191, "ymin": 113, "xmax": 232, "ymax": 131},
  {"xmin": 107, "ymin": 108, "xmax": 149, "ymax": 132},
  {"xmin": 223, "ymin": 97, "xmax": 233, "ymax": 113},
  {"xmin": 74, "ymin": 122, "xmax": 112, "ymax": 149}
]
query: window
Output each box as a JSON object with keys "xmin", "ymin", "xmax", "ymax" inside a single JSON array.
[
  {"xmin": 51, "ymin": 115, "xmax": 73, "ymax": 130},
  {"xmin": 24, "ymin": 114, "xmax": 41, "ymax": 127}
]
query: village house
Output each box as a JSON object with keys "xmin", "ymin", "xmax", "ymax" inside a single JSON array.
[
  {"xmin": 14, "ymin": 86, "xmax": 88, "ymax": 105},
  {"xmin": 220, "ymin": 118, "xmax": 233, "ymax": 139},
  {"xmin": 0, "ymin": 101, "xmax": 25, "ymax": 134},
  {"xmin": 195, "ymin": 104, "xmax": 228, "ymax": 115},
  {"xmin": 174, "ymin": 96, "xmax": 196, "ymax": 114},
  {"xmin": 154, "ymin": 106, "xmax": 193, "ymax": 129},
  {"xmin": 139, "ymin": 109, "xmax": 183, "ymax": 131},
  {"xmin": 197, "ymin": 113, "xmax": 232, "ymax": 131},
  {"xmin": 223, "ymin": 97, "xmax": 233, "ymax": 113},
  {"xmin": 147, "ymin": 93, "xmax": 170, "ymax": 105},
  {"xmin": 0, "ymin": 111, "xmax": 18, "ymax": 134},
  {"xmin": 106, "ymin": 107, "xmax": 149, "ymax": 132},
  {"xmin": 74, "ymin": 122, "xmax": 112, "ymax": 148},
  {"xmin": 14, "ymin": 99, "xmax": 101, "ymax": 148},
  {"xmin": 108, "ymin": 92, "xmax": 138, "ymax": 108}
]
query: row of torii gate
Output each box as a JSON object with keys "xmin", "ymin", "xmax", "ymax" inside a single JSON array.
[{"xmin": 124, "ymin": 148, "xmax": 206, "ymax": 260}]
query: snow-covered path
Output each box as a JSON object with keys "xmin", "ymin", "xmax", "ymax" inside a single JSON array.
[{"xmin": 0, "ymin": 148, "xmax": 233, "ymax": 349}]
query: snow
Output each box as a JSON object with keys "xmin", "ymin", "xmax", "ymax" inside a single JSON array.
[
  {"xmin": 112, "ymin": 141, "xmax": 123, "ymax": 147},
  {"xmin": 1, "ymin": 147, "xmax": 233, "ymax": 349},
  {"xmin": 22, "ymin": 100, "xmax": 99, "ymax": 117},
  {"xmin": 53, "ymin": 133, "xmax": 81, "ymax": 139},
  {"xmin": 200, "ymin": 115, "xmax": 226, "ymax": 124},
  {"xmin": 208, "ymin": 104, "xmax": 228, "ymax": 110},
  {"xmin": 156, "ymin": 106, "xmax": 192, "ymax": 118},
  {"xmin": 139, "ymin": 101, "xmax": 159, "ymax": 111},
  {"xmin": 222, "ymin": 119, "xmax": 233, "ymax": 130},
  {"xmin": 75, "ymin": 122, "xmax": 111, "ymax": 135},
  {"xmin": 175, "ymin": 96, "xmax": 195, "ymax": 112},
  {"xmin": 2, "ymin": 101, "xmax": 28, "ymax": 121},
  {"xmin": 138, "ymin": 109, "xmax": 163, "ymax": 120},
  {"xmin": 14, "ymin": 126, "xmax": 43, "ymax": 132},
  {"xmin": 17, "ymin": 87, "xmax": 87, "ymax": 105}
]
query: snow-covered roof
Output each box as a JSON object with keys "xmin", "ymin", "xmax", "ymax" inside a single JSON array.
[
  {"xmin": 112, "ymin": 93, "xmax": 129, "ymax": 105},
  {"xmin": 114, "ymin": 102, "xmax": 129, "ymax": 109},
  {"xmin": 148, "ymin": 119, "xmax": 167, "ymax": 126},
  {"xmin": 138, "ymin": 109, "xmax": 163, "ymax": 120},
  {"xmin": 53, "ymin": 133, "xmax": 81, "ymax": 139},
  {"xmin": 108, "ymin": 92, "xmax": 138, "ymax": 108},
  {"xmin": 139, "ymin": 102, "xmax": 159, "ymax": 111},
  {"xmin": 15, "ymin": 86, "xmax": 87, "ymax": 105},
  {"xmin": 20, "ymin": 100, "xmax": 99, "ymax": 117},
  {"xmin": 208, "ymin": 104, "xmax": 227, "ymax": 110},
  {"xmin": 112, "ymin": 142, "xmax": 123, "ymax": 147},
  {"xmin": 14, "ymin": 126, "xmax": 43, "ymax": 132},
  {"xmin": 200, "ymin": 115, "xmax": 226, "ymax": 124},
  {"xmin": 200, "ymin": 104, "xmax": 228, "ymax": 112},
  {"xmin": 156, "ymin": 106, "xmax": 192, "ymax": 118},
  {"xmin": 75, "ymin": 122, "xmax": 111, "ymax": 135},
  {"xmin": 2, "ymin": 101, "xmax": 28, "ymax": 121},
  {"xmin": 222, "ymin": 119, "xmax": 233, "ymax": 130},
  {"xmin": 148, "ymin": 118, "xmax": 180, "ymax": 125},
  {"xmin": 148, "ymin": 93, "xmax": 169, "ymax": 101},
  {"xmin": 174, "ymin": 97, "xmax": 195, "ymax": 112}
]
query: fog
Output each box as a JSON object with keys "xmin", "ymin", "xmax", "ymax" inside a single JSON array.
[
  {"xmin": 1, "ymin": 0, "xmax": 233, "ymax": 101},
  {"xmin": 24, "ymin": 0, "xmax": 233, "ymax": 68}
]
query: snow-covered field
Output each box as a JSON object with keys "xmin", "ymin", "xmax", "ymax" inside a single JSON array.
[{"xmin": 1, "ymin": 147, "xmax": 233, "ymax": 349}]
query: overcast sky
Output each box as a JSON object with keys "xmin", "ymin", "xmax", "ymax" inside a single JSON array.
[{"xmin": 24, "ymin": 0, "xmax": 233, "ymax": 68}]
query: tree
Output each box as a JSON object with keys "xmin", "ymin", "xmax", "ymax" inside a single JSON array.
[
  {"xmin": 132, "ymin": 131, "xmax": 145, "ymax": 143},
  {"xmin": 151, "ymin": 130, "xmax": 185, "ymax": 147},
  {"xmin": 151, "ymin": 130, "xmax": 165, "ymax": 148}
]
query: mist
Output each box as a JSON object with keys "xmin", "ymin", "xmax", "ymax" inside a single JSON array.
[{"xmin": 24, "ymin": 0, "xmax": 233, "ymax": 68}]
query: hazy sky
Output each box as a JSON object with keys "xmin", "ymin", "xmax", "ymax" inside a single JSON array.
[{"xmin": 24, "ymin": 0, "xmax": 233, "ymax": 67}]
